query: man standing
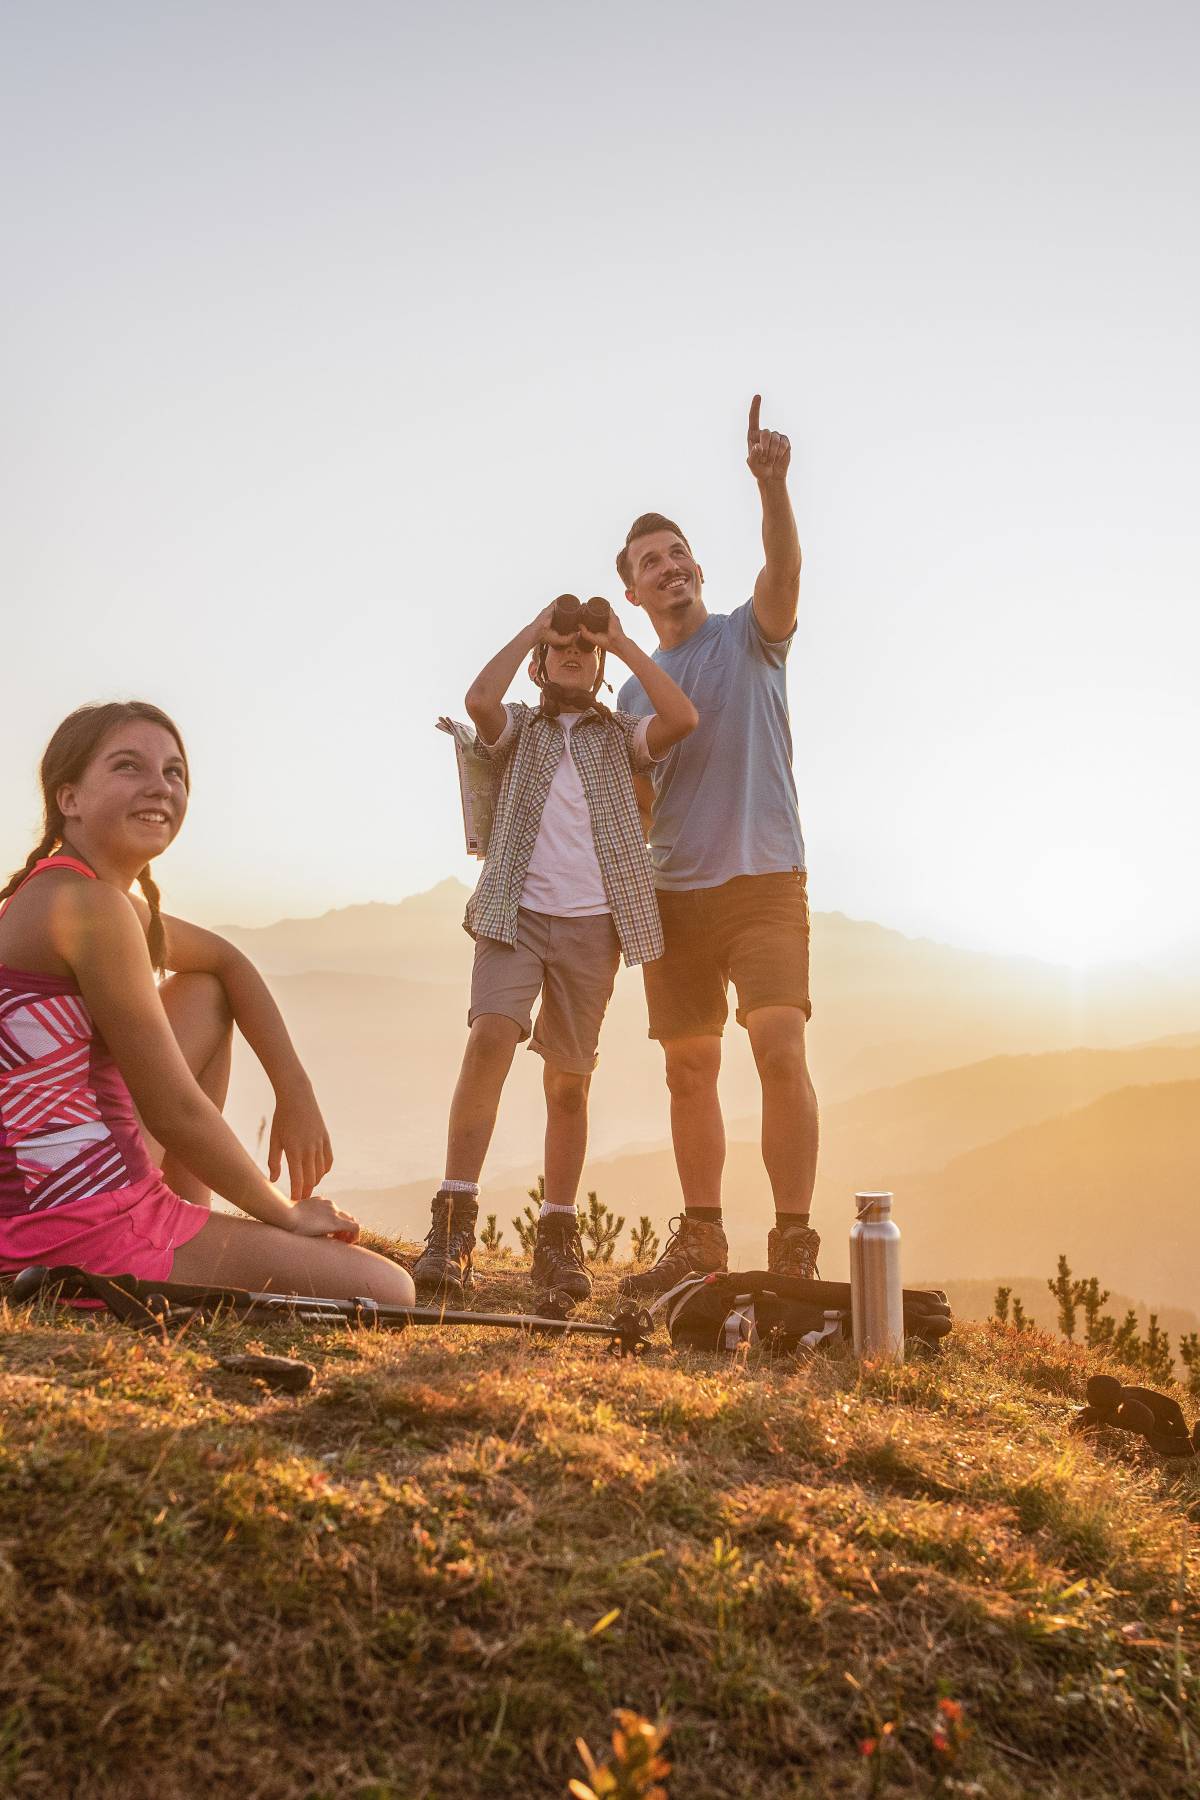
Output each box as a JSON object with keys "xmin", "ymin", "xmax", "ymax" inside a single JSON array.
[{"xmin": 614, "ymin": 396, "xmax": 819, "ymax": 1297}]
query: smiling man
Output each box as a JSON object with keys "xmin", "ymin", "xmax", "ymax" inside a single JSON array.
[{"xmin": 614, "ymin": 396, "xmax": 820, "ymax": 1296}]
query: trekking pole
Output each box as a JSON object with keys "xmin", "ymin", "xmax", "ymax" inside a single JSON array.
[{"xmin": 4, "ymin": 1265, "xmax": 655, "ymax": 1357}]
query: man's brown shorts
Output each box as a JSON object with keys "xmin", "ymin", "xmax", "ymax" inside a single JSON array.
[{"xmin": 642, "ymin": 870, "xmax": 812, "ymax": 1041}]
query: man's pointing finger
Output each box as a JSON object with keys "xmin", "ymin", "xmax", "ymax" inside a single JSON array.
[{"xmin": 748, "ymin": 394, "xmax": 762, "ymax": 443}]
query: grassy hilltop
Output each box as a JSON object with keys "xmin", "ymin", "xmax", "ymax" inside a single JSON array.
[{"xmin": 2, "ymin": 1252, "xmax": 1199, "ymax": 1799}]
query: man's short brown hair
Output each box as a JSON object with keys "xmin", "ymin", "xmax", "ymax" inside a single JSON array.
[{"xmin": 616, "ymin": 513, "xmax": 692, "ymax": 589}]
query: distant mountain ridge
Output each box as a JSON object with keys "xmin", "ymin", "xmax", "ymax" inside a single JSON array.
[
  {"xmin": 214, "ymin": 880, "xmax": 1200, "ymax": 1307},
  {"xmin": 335, "ymin": 1078, "xmax": 1200, "ymax": 1313},
  {"xmin": 223, "ymin": 878, "xmax": 1200, "ymax": 1098}
]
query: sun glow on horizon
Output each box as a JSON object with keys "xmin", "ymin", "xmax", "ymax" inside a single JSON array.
[{"xmin": 1000, "ymin": 845, "xmax": 1156, "ymax": 969}]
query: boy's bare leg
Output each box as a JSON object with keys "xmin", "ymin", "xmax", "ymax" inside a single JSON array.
[
  {"xmin": 443, "ymin": 1013, "xmax": 523, "ymax": 1180},
  {"xmin": 542, "ymin": 1065, "xmax": 590, "ymax": 1207},
  {"xmin": 530, "ymin": 1063, "xmax": 593, "ymax": 1300}
]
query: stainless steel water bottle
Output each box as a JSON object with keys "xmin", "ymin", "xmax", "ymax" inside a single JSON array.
[{"xmin": 849, "ymin": 1191, "xmax": 904, "ymax": 1358}]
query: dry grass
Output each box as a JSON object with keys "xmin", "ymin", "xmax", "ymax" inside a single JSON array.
[{"xmin": 2, "ymin": 1250, "xmax": 1198, "ymax": 1799}]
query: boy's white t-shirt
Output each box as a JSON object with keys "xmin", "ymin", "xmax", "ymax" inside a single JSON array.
[{"xmin": 520, "ymin": 712, "xmax": 653, "ymax": 917}]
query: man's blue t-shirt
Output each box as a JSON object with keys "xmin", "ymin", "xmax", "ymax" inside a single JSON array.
[{"xmin": 616, "ymin": 600, "xmax": 805, "ymax": 892}]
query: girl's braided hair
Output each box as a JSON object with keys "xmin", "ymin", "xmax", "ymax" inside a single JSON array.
[{"xmin": 1, "ymin": 701, "xmax": 189, "ymax": 976}]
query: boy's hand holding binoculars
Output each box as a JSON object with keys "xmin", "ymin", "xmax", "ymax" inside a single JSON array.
[
  {"xmin": 532, "ymin": 593, "xmax": 632, "ymax": 658},
  {"xmin": 529, "ymin": 600, "xmax": 582, "ymax": 650},
  {"xmin": 577, "ymin": 608, "xmax": 631, "ymax": 659}
]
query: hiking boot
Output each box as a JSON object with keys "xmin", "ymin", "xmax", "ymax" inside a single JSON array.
[
  {"xmin": 617, "ymin": 1214, "xmax": 728, "ymax": 1301},
  {"xmin": 530, "ymin": 1211, "xmax": 592, "ymax": 1304},
  {"xmin": 767, "ymin": 1221, "xmax": 821, "ymax": 1280},
  {"xmin": 412, "ymin": 1192, "xmax": 477, "ymax": 1301}
]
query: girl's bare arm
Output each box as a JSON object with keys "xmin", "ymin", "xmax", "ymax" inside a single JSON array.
[
  {"xmin": 55, "ymin": 883, "xmax": 348, "ymax": 1233},
  {"xmin": 132, "ymin": 900, "xmax": 332, "ymax": 1199}
]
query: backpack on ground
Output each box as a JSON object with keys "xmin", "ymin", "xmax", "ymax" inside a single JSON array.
[{"xmin": 652, "ymin": 1270, "xmax": 953, "ymax": 1355}]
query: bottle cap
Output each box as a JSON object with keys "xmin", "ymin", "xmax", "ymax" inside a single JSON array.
[{"xmin": 854, "ymin": 1191, "xmax": 893, "ymax": 1217}]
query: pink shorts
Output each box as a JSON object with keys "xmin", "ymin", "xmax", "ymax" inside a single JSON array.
[{"xmin": 0, "ymin": 1172, "xmax": 210, "ymax": 1282}]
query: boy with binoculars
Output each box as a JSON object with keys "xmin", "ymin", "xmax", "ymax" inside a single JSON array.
[{"xmin": 413, "ymin": 598, "xmax": 698, "ymax": 1302}]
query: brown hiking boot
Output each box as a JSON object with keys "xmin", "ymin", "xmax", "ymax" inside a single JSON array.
[
  {"xmin": 618, "ymin": 1214, "xmax": 728, "ymax": 1301},
  {"xmin": 412, "ymin": 1192, "xmax": 477, "ymax": 1301},
  {"xmin": 530, "ymin": 1211, "xmax": 592, "ymax": 1304},
  {"xmin": 766, "ymin": 1221, "xmax": 821, "ymax": 1280}
]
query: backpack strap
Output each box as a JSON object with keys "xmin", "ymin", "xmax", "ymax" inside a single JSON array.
[{"xmin": 649, "ymin": 1270, "xmax": 724, "ymax": 1332}]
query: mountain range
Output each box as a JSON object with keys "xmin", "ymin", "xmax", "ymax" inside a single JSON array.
[{"xmin": 216, "ymin": 880, "xmax": 1200, "ymax": 1312}]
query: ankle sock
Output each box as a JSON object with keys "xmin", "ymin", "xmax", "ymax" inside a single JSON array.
[
  {"xmin": 774, "ymin": 1210, "xmax": 810, "ymax": 1229},
  {"xmin": 540, "ymin": 1202, "xmax": 577, "ymax": 1219},
  {"xmin": 686, "ymin": 1207, "xmax": 723, "ymax": 1226},
  {"xmin": 439, "ymin": 1179, "xmax": 479, "ymax": 1199}
]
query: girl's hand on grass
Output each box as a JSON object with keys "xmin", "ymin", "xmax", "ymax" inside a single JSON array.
[
  {"xmin": 268, "ymin": 1083, "xmax": 334, "ymax": 1200},
  {"xmin": 285, "ymin": 1194, "xmax": 360, "ymax": 1241}
]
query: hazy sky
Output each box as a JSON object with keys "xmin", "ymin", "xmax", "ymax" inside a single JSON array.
[{"xmin": 3, "ymin": 1, "xmax": 1197, "ymax": 966}]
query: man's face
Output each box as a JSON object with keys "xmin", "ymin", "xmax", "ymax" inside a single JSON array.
[
  {"xmin": 534, "ymin": 639, "xmax": 600, "ymax": 699},
  {"xmin": 623, "ymin": 528, "xmax": 703, "ymax": 626}
]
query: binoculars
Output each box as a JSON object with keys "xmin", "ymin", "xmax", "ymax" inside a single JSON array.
[{"xmin": 550, "ymin": 594, "xmax": 611, "ymax": 638}]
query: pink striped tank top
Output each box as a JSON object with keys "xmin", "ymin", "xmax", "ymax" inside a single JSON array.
[{"xmin": 0, "ymin": 858, "xmax": 155, "ymax": 1217}]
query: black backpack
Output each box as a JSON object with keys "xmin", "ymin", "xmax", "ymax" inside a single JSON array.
[{"xmin": 652, "ymin": 1270, "xmax": 953, "ymax": 1355}]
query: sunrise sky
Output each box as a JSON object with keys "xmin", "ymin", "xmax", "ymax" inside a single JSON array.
[{"xmin": 3, "ymin": 1, "xmax": 1197, "ymax": 968}]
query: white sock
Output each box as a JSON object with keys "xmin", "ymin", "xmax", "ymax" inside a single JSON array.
[
  {"xmin": 540, "ymin": 1202, "xmax": 577, "ymax": 1218},
  {"xmin": 439, "ymin": 1179, "xmax": 479, "ymax": 1198}
]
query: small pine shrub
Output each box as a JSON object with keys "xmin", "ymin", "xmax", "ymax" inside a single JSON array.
[
  {"xmin": 1010, "ymin": 1297, "xmax": 1031, "ymax": 1331},
  {"xmin": 512, "ymin": 1177, "xmax": 548, "ymax": 1255},
  {"xmin": 579, "ymin": 1190, "xmax": 625, "ymax": 1263},
  {"xmin": 1078, "ymin": 1275, "xmax": 1111, "ymax": 1347},
  {"xmin": 993, "ymin": 1286, "xmax": 1011, "ymax": 1324},
  {"xmin": 630, "ymin": 1216, "xmax": 660, "ymax": 1263},
  {"xmin": 1179, "ymin": 1333, "xmax": 1200, "ymax": 1400},
  {"xmin": 1112, "ymin": 1308, "xmax": 1142, "ymax": 1362},
  {"xmin": 1141, "ymin": 1313, "xmax": 1175, "ymax": 1385},
  {"xmin": 512, "ymin": 1204, "xmax": 540, "ymax": 1255},
  {"xmin": 1036, "ymin": 1257, "xmax": 1183, "ymax": 1384},
  {"xmin": 478, "ymin": 1214, "xmax": 504, "ymax": 1253},
  {"xmin": 1048, "ymin": 1254, "xmax": 1078, "ymax": 1339}
]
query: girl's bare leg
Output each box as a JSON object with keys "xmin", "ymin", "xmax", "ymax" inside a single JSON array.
[
  {"xmin": 170, "ymin": 1211, "xmax": 415, "ymax": 1303},
  {"xmin": 138, "ymin": 972, "xmax": 234, "ymax": 1206},
  {"xmin": 149, "ymin": 975, "xmax": 414, "ymax": 1301}
]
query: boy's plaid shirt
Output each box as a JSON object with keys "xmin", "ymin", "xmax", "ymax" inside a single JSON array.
[{"xmin": 464, "ymin": 701, "xmax": 664, "ymax": 967}]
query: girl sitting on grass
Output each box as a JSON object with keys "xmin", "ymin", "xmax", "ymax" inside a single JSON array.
[{"xmin": 0, "ymin": 701, "xmax": 414, "ymax": 1303}]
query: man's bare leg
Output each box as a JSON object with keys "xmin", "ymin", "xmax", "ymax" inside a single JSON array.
[
  {"xmin": 746, "ymin": 1006, "xmax": 820, "ymax": 1263},
  {"xmin": 662, "ymin": 1034, "xmax": 725, "ymax": 1209},
  {"xmin": 618, "ymin": 1034, "xmax": 728, "ymax": 1297}
]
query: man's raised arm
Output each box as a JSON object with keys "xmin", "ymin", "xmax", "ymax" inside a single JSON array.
[{"xmin": 747, "ymin": 393, "xmax": 802, "ymax": 642}]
